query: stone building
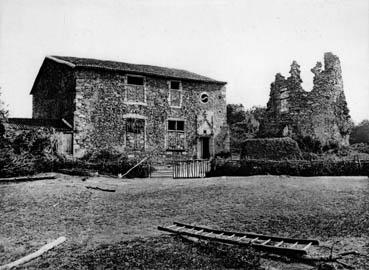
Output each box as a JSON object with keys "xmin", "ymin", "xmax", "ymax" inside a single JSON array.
[
  {"xmin": 30, "ymin": 56, "xmax": 229, "ymax": 161},
  {"xmin": 259, "ymin": 52, "xmax": 352, "ymax": 148}
]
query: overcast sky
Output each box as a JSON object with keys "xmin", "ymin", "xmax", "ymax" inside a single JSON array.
[{"xmin": 0, "ymin": 0, "xmax": 368, "ymax": 123}]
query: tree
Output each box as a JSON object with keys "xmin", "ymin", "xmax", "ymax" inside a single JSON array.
[
  {"xmin": 350, "ymin": 120, "xmax": 369, "ymax": 144},
  {"xmin": 227, "ymin": 104, "xmax": 266, "ymax": 153},
  {"xmin": 227, "ymin": 104, "xmax": 246, "ymax": 126},
  {"xmin": 0, "ymin": 87, "xmax": 8, "ymax": 136}
]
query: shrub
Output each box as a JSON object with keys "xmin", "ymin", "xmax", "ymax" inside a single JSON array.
[
  {"xmin": 350, "ymin": 143, "xmax": 369, "ymax": 154},
  {"xmin": 58, "ymin": 148, "xmax": 152, "ymax": 178},
  {"xmin": 240, "ymin": 137, "xmax": 302, "ymax": 160},
  {"xmin": 297, "ymin": 135, "xmax": 322, "ymax": 153},
  {"xmin": 210, "ymin": 159, "xmax": 369, "ymax": 177},
  {"xmin": 350, "ymin": 120, "xmax": 369, "ymax": 144},
  {"xmin": 81, "ymin": 148, "xmax": 127, "ymax": 164},
  {"xmin": 0, "ymin": 128, "xmax": 59, "ymax": 177},
  {"xmin": 214, "ymin": 151, "xmax": 231, "ymax": 159}
]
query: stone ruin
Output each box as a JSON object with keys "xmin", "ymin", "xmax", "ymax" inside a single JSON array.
[{"xmin": 259, "ymin": 52, "xmax": 353, "ymax": 148}]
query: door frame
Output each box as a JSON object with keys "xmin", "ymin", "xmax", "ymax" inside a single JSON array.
[{"xmin": 198, "ymin": 136, "xmax": 211, "ymax": 159}]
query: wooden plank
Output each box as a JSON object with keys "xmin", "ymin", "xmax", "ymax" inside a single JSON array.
[
  {"xmin": 0, "ymin": 237, "xmax": 66, "ymax": 270},
  {"xmin": 250, "ymin": 237, "xmax": 259, "ymax": 243},
  {"xmin": 303, "ymin": 242, "xmax": 312, "ymax": 250},
  {"xmin": 261, "ymin": 239, "xmax": 271, "ymax": 245},
  {"xmin": 275, "ymin": 241, "xmax": 284, "ymax": 247},
  {"xmin": 86, "ymin": 186, "xmax": 115, "ymax": 192},
  {"xmin": 290, "ymin": 242, "xmax": 298, "ymax": 248},
  {"xmin": 175, "ymin": 226, "xmax": 185, "ymax": 232},
  {"xmin": 0, "ymin": 175, "xmax": 56, "ymax": 183},
  {"xmin": 120, "ymin": 157, "xmax": 147, "ymax": 178},
  {"xmin": 173, "ymin": 222, "xmax": 319, "ymax": 245}
]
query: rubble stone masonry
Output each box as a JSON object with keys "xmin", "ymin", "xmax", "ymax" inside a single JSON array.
[
  {"xmin": 32, "ymin": 58, "xmax": 75, "ymax": 123},
  {"xmin": 259, "ymin": 52, "xmax": 352, "ymax": 147},
  {"xmin": 72, "ymin": 70, "xmax": 229, "ymax": 160},
  {"xmin": 30, "ymin": 57, "xmax": 229, "ymax": 160}
]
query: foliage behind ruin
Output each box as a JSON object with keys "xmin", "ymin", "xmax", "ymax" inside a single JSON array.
[{"xmin": 227, "ymin": 104, "xmax": 266, "ymax": 153}]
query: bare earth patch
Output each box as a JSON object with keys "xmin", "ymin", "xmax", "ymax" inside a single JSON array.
[{"xmin": 0, "ymin": 174, "xmax": 368, "ymax": 269}]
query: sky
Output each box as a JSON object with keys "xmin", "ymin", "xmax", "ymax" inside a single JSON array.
[{"xmin": 0, "ymin": 0, "xmax": 368, "ymax": 123}]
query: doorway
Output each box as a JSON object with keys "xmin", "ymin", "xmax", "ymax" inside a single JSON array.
[{"xmin": 200, "ymin": 137, "xmax": 210, "ymax": 159}]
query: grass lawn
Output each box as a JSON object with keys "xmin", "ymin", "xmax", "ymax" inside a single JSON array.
[{"xmin": 0, "ymin": 174, "xmax": 368, "ymax": 269}]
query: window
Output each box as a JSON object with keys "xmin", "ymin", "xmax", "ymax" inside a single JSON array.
[
  {"xmin": 168, "ymin": 120, "xmax": 184, "ymax": 131},
  {"xmin": 280, "ymin": 99, "xmax": 288, "ymax": 113},
  {"xmin": 127, "ymin": 75, "xmax": 144, "ymax": 85},
  {"xmin": 200, "ymin": 92, "xmax": 209, "ymax": 103},
  {"xmin": 170, "ymin": 81, "xmax": 180, "ymax": 90},
  {"xmin": 280, "ymin": 89, "xmax": 289, "ymax": 113},
  {"xmin": 125, "ymin": 118, "xmax": 145, "ymax": 150},
  {"xmin": 125, "ymin": 75, "xmax": 146, "ymax": 104},
  {"xmin": 126, "ymin": 118, "xmax": 145, "ymax": 133},
  {"xmin": 168, "ymin": 81, "xmax": 182, "ymax": 107},
  {"xmin": 167, "ymin": 119, "xmax": 185, "ymax": 151}
]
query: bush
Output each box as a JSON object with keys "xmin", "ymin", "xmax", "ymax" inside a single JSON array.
[
  {"xmin": 57, "ymin": 148, "xmax": 152, "ymax": 178},
  {"xmin": 350, "ymin": 120, "xmax": 369, "ymax": 144},
  {"xmin": 214, "ymin": 151, "xmax": 231, "ymax": 159},
  {"xmin": 297, "ymin": 136, "xmax": 322, "ymax": 153},
  {"xmin": 0, "ymin": 128, "xmax": 59, "ymax": 177},
  {"xmin": 241, "ymin": 137, "xmax": 302, "ymax": 160},
  {"xmin": 56, "ymin": 158, "xmax": 151, "ymax": 178},
  {"xmin": 210, "ymin": 159, "xmax": 369, "ymax": 177},
  {"xmin": 350, "ymin": 143, "xmax": 369, "ymax": 154},
  {"xmin": 0, "ymin": 128, "xmax": 152, "ymax": 178},
  {"xmin": 81, "ymin": 148, "xmax": 127, "ymax": 163}
]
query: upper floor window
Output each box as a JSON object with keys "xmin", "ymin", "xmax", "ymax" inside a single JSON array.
[
  {"xmin": 127, "ymin": 75, "xmax": 144, "ymax": 85},
  {"xmin": 125, "ymin": 75, "xmax": 146, "ymax": 104},
  {"xmin": 170, "ymin": 81, "xmax": 180, "ymax": 90},
  {"xmin": 168, "ymin": 80, "xmax": 182, "ymax": 107}
]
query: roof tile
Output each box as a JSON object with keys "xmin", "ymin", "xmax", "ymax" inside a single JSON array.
[{"xmin": 50, "ymin": 56, "xmax": 226, "ymax": 84}]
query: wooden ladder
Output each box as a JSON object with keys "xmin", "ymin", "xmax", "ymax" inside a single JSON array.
[{"xmin": 158, "ymin": 222, "xmax": 319, "ymax": 257}]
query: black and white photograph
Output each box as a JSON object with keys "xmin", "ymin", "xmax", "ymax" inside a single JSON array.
[{"xmin": 0, "ymin": 0, "xmax": 368, "ymax": 269}]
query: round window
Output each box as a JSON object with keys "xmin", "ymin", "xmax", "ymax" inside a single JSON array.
[{"xmin": 200, "ymin": 92, "xmax": 209, "ymax": 103}]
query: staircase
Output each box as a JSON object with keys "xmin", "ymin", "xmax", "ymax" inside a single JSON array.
[{"xmin": 150, "ymin": 164, "xmax": 173, "ymax": 178}]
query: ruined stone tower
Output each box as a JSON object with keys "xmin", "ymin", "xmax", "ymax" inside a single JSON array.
[{"xmin": 259, "ymin": 52, "xmax": 352, "ymax": 148}]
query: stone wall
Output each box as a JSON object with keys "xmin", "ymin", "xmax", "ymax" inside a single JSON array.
[
  {"xmin": 32, "ymin": 58, "xmax": 75, "ymax": 123},
  {"xmin": 259, "ymin": 52, "xmax": 352, "ymax": 148},
  {"xmin": 73, "ymin": 69, "xmax": 229, "ymax": 160}
]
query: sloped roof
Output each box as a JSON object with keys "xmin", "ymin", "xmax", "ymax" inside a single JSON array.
[
  {"xmin": 48, "ymin": 55, "xmax": 226, "ymax": 84},
  {"xmin": 6, "ymin": 118, "xmax": 72, "ymax": 132}
]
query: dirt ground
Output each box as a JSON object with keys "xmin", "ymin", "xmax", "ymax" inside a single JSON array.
[{"xmin": 0, "ymin": 174, "xmax": 368, "ymax": 269}]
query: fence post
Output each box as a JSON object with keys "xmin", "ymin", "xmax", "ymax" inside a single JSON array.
[{"xmin": 148, "ymin": 161, "xmax": 151, "ymax": 178}]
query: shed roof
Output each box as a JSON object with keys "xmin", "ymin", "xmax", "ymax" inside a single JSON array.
[
  {"xmin": 6, "ymin": 118, "xmax": 73, "ymax": 132},
  {"xmin": 47, "ymin": 55, "xmax": 226, "ymax": 84}
]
